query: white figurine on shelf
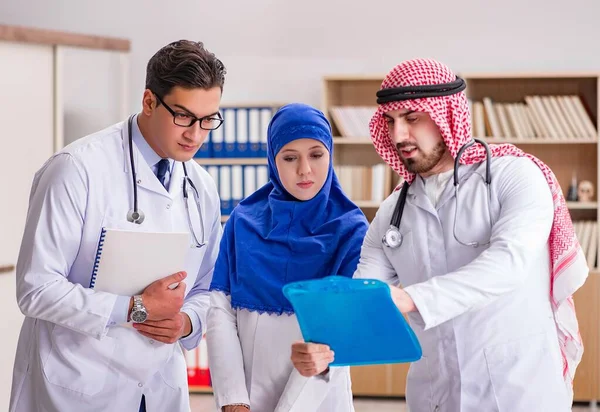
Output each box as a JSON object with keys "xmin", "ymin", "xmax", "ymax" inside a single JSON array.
[{"xmin": 577, "ymin": 180, "xmax": 594, "ymax": 202}]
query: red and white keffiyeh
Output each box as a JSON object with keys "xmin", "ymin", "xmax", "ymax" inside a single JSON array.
[{"xmin": 369, "ymin": 58, "xmax": 588, "ymax": 397}]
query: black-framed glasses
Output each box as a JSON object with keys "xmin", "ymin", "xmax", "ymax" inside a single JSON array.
[{"xmin": 153, "ymin": 92, "xmax": 224, "ymax": 130}]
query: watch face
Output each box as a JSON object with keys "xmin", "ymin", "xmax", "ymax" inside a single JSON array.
[{"xmin": 132, "ymin": 310, "xmax": 147, "ymax": 323}]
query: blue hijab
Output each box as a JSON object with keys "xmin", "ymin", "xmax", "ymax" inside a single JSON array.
[{"xmin": 209, "ymin": 103, "xmax": 369, "ymax": 315}]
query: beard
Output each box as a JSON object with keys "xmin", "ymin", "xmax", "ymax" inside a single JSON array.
[{"xmin": 399, "ymin": 140, "xmax": 447, "ymax": 174}]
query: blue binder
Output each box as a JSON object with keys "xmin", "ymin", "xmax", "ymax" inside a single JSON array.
[{"xmin": 282, "ymin": 276, "xmax": 422, "ymax": 366}]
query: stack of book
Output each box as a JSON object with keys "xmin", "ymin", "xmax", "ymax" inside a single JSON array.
[
  {"xmin": 469, "ymin": 95, "xmax": 597, "ymax": 140},
  {"xmin": 205, "ymin": 164, "xmax": 269, "ymax": 216},
  {"xmin": 329, "ymin": 106, "xmax": 377, "ymax": 138},
  {"xmin": 194, "ymin": 106, "xmax": 276, "ymax": 158},
  {"xmin": 335, "ymin": 164, "xmax": 387, "ymax": 203}
]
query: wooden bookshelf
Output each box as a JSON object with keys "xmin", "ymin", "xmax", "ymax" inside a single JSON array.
[
  {"xmin": 323, "ymin": 76, "xmax": 397, "ymax": 222},
  {"xmin": 322, "ymin": 72, "xmax": 600, "ymax": 401}
]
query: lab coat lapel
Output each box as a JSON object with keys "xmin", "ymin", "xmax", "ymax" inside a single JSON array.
[
  {"xmin": 134, "ymin": 154, "xmax": 171, "ymax": 198},
  {"xmin": 121, "ymin": 127, "xmax": 171, "ymax": 198}
]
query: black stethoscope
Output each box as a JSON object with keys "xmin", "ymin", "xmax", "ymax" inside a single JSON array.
[
  {"xmin": 382, "ymin": 138, "xmax": 493, "ymax": 249},
  {"xmin": 125, "ymin": 115, "xmax": 206, "ymax": 248}
]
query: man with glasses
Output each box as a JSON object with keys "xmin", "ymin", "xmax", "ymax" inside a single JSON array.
[{"xmin": 10, "ymin": 40, "xmax": 226, "ymax": 412}]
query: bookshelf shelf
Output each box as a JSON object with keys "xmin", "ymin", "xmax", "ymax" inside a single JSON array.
[
  {"xmin": 333, "ymin": 137, "xmax": 373, "ymax": 145},
  {"xmin": 567, "ymin": 201, "xmax": 598, "ymax": 210},
  {"xmin": 354, "ymin": 200, "xmax": 381, "ymax": 208},
  {"xmin": 0, "ymin": 264, "xmax": 15, "ymax": 274},
  {"xmin": 322, "ymin": 71, "xmax": 600, "ymax": 402},
  {"xmin": 188, "ymin": 385, "xmax": 213, "ymax": 394},
  {"xmin": 195, "ymin": 157, "xmax": 267, "ymax": 166},
  {"xmin": 481, "ymin": 137, "xmax": 597, "ymax": 144}
]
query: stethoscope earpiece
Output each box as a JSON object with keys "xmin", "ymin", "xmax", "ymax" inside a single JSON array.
[{"xmin": 127, "ymin": 209, "xmax": 145, "ymax": 224}]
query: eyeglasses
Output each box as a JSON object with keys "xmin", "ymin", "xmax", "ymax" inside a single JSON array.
[{"xmin": 153, "ymin": 92, "xmax": 224, "ymax": 130}]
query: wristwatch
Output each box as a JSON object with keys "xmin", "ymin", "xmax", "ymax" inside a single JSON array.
[{"xmin": 130, "ymin": 295, "xmax": 148, "ymax": 323}]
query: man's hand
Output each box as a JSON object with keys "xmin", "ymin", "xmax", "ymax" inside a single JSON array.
[
  {"xmin": 222, "ymin": 405, "xmax": 250, "ymax": 412},
  {"xmin": 133, "ymin": 312, "xmax": 191, "ymax": 344},
  {"xmin": 137, "ymin": 271, "xmax": 187, "ymax": 321},
  {"xmin": 389, "ymin": 285, "xmax": 416, "ymax": 313},
  {"xmin": 290, "ymin": 342, "xmax": 334, "ymax": 377}
]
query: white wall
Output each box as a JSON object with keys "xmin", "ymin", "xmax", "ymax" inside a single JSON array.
[
  {"xmin": 0, "ymin": 41, "xmax": 55, "ymax": 410},
  {"xmin": 60, "ymin": 47, "xmax": 127, "ymax": 144},
  {"xmin": 1, "ymin": 0, "xmax": 598, "ymax": 119}
]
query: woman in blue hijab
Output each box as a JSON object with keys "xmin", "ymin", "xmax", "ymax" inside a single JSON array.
[{"xmin": 206, "ymin": 103, "xmax": 369, "ymax": 412}]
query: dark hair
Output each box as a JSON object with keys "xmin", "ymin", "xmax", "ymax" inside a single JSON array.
[{"xmin": 145, "ymin": 40, "xmax": 226, "ymax": 99}]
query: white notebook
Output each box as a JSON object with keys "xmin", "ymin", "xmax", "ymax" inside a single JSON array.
[{"xmin": 89, "ymin": 227, "xmax": 191, "ymax": 296}]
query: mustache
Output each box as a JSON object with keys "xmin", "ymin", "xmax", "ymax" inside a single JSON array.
[{"xmin": 396, "ymin": 142, "xmax": 420, "ymax": 150}]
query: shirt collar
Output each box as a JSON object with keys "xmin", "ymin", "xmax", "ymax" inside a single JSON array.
[{"xmin": 131, "ymin": 113, "xmax": 174, "ymax": 173}]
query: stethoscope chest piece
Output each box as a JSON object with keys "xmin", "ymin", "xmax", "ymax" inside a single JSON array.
[
  {"xmin": 382, "ymin": 226, "xmax": 403, "ymax": 249},
  {"xmin": 127, "ymin": 209, "xmax": 145, "ymax": 224}
]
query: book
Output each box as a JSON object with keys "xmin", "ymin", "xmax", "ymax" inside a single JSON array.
[{"xmin": 90, "ymin": 227, "xmax": 190, "ymax": 296}]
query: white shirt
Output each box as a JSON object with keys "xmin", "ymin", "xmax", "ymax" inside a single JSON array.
[
  {"xmin": 10, "ymin": 118, "xmax": 222, "ymax": 412},
  {"xmin": 422, "ymin": 168, "xmax": 453, "ymax": 207}
]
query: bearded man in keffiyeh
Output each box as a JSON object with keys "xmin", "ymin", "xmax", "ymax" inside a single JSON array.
[
  {"xmin": 370, "ymin": 58, "xmax": 589, "ymax": 411},
  {"xmin": 292, "ymin": 58, "xmax": 589, "ymax": 412}
]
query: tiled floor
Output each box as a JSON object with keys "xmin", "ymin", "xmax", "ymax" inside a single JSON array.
[{"xmin": 191, "ymin": 394, "xmax": 598, "ymax": 411}]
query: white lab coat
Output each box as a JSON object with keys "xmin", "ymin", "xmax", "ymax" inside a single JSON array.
[
  {"xmin": 206, "ymin": 291, "xmax": 354, "ymax": 412},
  {"xmin": 354, "ymin": 156, "xmax": 571, "ymax": 412},
  {"xmin": 10, "ymin": 120, "xmax": 222, "ymax": 412}
]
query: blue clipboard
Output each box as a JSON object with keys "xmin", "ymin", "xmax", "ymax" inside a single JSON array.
[{"xmin": 282, "ymin": 276, "xmax": 422, "ymax": 367}]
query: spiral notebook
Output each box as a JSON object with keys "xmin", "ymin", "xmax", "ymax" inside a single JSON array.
[
  {"xmin": 89, "ymin": 227, "xmax": 191, "ymax": 296},
  {"xmin": 283, "ymin": 277, "xmax": 422, "ymax": 366}
]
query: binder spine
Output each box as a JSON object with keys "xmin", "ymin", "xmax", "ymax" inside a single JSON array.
[{"xmin": 89, "ymin": 228, "xmax": 107, "ymax": 288}]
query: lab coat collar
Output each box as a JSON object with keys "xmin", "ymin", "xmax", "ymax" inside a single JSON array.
[
  {"xmin": 406, "ymin": 163, "xmax": 480, "ymax": 214},
  {"xmin": 406, "ymin": 174, "xmax": 437, "ymax": 216},
  {"xmin": 436, "ymin": 163, "xmax": 481, "ymax": 211}
]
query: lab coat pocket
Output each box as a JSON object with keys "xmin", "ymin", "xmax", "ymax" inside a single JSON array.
[
  {"xmin": 42, "ymin": 324, "xmax": 116, "ymax": 396},
  {"xmin": 405, "ymin": 356, "xmax": 435, "ymax": 410},
  {"xmin": 484, "ymin": 331, "xmax": 567, "ymax": 411},
  {"xmin": 158, "ymin": 344, "xmax": 188, "ymax": 390}
]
